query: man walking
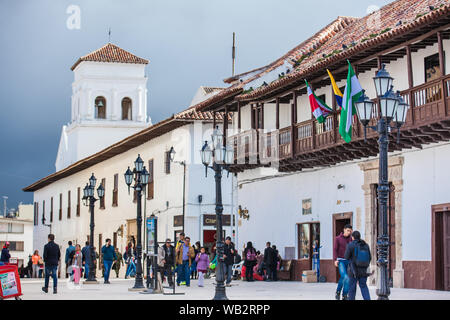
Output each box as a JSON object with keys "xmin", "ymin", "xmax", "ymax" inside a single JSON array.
[
  {"xmin": 263, "ymin": 242, "xmax": 275, "ymax": 281},
  {"xmin": 42, "ymin": 234, "xmax": 61, "ymax": 294},
  {"xmin": 344, "ymin": 231, "xmax": 372, "ymax": 300},
  {"xmin": 175, "ymin": 236, "xmax": 195, "ymax": 287},
  {"xmin": 1, "ymin": 241, "xmax": 10, "ymax": 264},
  {"xmin": 65, "ymin": 241, "xmax": 75, "ymax": 278},
  {"xmin": 158, "ymin": 238, "xmax": 175, "ymax": 288},
  {"xmin": 223, "ymin": 237, "xmax": 236, "ymax": 287},
  {"xmin": 112, "ymin": 247, "xmax": 123, "ymax": 278},
  {"xmin": 81, "ymin": 241, "xmax": 91, "ymax": 279},
  {"xmin": 333, "ymin": 224, "xmax": 353, "ymax": 300},
  {"xmin": 175, "ymin": 233, "xmax": 185, "ymax": 284},
  {"xmin": 101, "ymin": 239, "xmax": 117, "ymax": 284}
]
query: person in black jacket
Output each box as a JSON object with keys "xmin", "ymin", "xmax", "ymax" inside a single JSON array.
[
  {"xmin": 271, "ymin": 245, "xmax": 280, "ymax": 281},
  {"xmin": 263, "ymin": 242, "xmax": 275, "ymax": 281},
  {"xmin": 42, "ymin": 234, "xmax": 61, "ymax": 294},
  {"xmin": 223, "ymin": 237, "xmax": 236, "ymax": 287},
  {"xmin": 344, "ymin": 231, "xmax": 371, "ymax": 300},
  {"xmin": 1, "ymin": 242, "xmax": 11, "ymax": 263}
]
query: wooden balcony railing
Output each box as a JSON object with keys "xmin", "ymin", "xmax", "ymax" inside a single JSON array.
[{"xmin": 229, "ymin": 75, "xmax": 450, "ymax": 170}]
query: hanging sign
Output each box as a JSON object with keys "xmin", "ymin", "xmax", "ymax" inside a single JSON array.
[{"xmin": 146, "ymin": 217, "xmax": 157, "ymax": 255}]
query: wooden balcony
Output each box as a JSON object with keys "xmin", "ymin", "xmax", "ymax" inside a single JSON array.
[{"xmin": 228, "ymin": 75, "xmax": 450, "ymax": 173}]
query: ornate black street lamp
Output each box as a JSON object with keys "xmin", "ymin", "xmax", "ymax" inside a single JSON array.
[
  {"xmin": 82, "ymin": 173, "xmax": 105, "ymax": 284},
  {"xmin": 355, "ymin": 64, "xmax": 410, "ymax": 300},
  {"xmin": 201, "ymin": 126, "xmax": 234, "ymax": 300},
  {"xmin": 124, "ymin": 154, "xmax": 150, "ymax": 291}
]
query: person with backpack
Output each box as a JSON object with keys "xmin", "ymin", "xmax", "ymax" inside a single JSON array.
[
  {"xmin": 65, "ymin": 241, "xmax": 75, "ymax": 278},
  {"xmin": 243, "ymin": 242, "xmax": 257, "ymax": 282},
  {"xmin": 344, "ymin": 231, "xmax": 372, "ymax": 300},
  {"xmin": 333, "ymin": 224, "xmax": 353, "ymax": 300}
]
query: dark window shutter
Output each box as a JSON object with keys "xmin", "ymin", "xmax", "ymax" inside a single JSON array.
[
  {"xmin": 100, "ymin": 178, "xmax": 106, "ymax": 209},
  {"xmin": 148, "ymin": 159, "xmax": 154, "ymax": 200}
]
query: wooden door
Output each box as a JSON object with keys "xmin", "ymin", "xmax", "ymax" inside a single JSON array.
[
  {"xmin": 444, "ymin": 212, "xmax": 450, "ymax": 291},
  {"xmin": 127, "ymin": 219, "xmax": 137, "ymax": 244}
]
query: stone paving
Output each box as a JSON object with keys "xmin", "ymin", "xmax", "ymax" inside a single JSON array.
[{"xmin": 10, "ymin": 277, "xmax": 450, "ymax": 300}]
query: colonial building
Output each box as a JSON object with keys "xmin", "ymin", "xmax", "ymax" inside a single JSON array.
[
  {"xmin": 24, "ymin": 45, "xmax": 234, "ymax": 277},
  {"xmin": 0, "ymin": 204, "xmax": 34, "ymax": 268},
  {"xmin": 190, "ymin": 0, "xmax": 450, "ymax": 291}
]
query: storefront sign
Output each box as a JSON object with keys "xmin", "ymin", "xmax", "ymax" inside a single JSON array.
[{"xmin": 203, "ymin": 214, "xmax": 231, "ymax": 226}]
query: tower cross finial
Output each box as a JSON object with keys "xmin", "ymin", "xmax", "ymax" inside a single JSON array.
[{"xmin": 108, "ymin": 27, "xmax": 111, "ymax": 43}]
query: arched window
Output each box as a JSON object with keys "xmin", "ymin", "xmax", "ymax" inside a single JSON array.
[
  {"xmin": 95, "ymin": 96, "xmax": 106, "ymax": 119},
  {"xmin": 122, "ymin": 97, "xmax": 132, "ymax": 120}
]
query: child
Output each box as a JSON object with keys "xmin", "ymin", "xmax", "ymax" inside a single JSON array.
[{"xmin": 195, "ymin": 247, "xmax": 209, "ymax": 287}]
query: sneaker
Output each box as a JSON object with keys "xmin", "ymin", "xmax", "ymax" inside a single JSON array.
[
  {"xmin": 41, "ymin": 287, "xmax": 48, "ymax": 293},
  {"xmin": 226, "ymin": 283, "xmax": 232, "ymax": 287},
  {"xmin": 53, "ymin": 288, "xmax": 57, "ymax": 294},
  {"xmin": 342, "ymin": 294, "xmax": 348, "ymax": 300},
  {"xmin": 335, "ymin": 292, "xmax": 341, "ymax": 300},
  {"xmin": 186, "ymin": 284, "xmax": 190, "ymax": 287},
  {"xmin": 181, "ymin": 281, "xmax": 186, "ymax": 285},
  {"xmin": 177, "ymin": 282, "xmax": 180, "ymax": 286}
]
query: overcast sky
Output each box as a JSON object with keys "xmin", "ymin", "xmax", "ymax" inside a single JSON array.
[{"xmin": 0, "ymin": 0, "xmax": 392, "ymax": 211}]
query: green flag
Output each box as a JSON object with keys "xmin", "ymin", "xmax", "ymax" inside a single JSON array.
[{"xmin": 339, "ymin": 61, "xmax": 363, "ymax": 143}]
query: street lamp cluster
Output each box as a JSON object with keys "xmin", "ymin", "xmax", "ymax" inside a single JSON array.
[
  {"xmin": 82, "ymin": 173, "xmax": 105, "ymax": 283},
  {"xmin": 354, "ymin": 64, "xmax": 410, "ymax": 301},
  {"xmin": 124, "ymin": 154, "xmax": 150, "ymax": 290},
  {"xmin": 201, "ymin": 126, "xmax": 234, "ymax": 300}
]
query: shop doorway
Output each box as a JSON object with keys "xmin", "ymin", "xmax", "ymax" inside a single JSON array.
[
  {"xmin": 203, "ymin": 230, "xmax": 225, "ymax": 259},
  {"xmin": 332, "ymin": 212, "xmax": 353, "ymax": 283},
  {"xmin": 297, "ymin": 222, "xmax": 320, "ymax": 271},
  {"xmin": 433, "ymin": 204, "xmax": 450, "ymax": 291}
]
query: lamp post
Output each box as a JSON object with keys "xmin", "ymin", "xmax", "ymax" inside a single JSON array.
[
  {"xmin": 354, "ymin": 64, "xmax": 410, "ymax": 300},
  {"xmin": 82, "ymin": 173, "xmax": 105, "ymax": 284},
  {"xmin": 201, "ymin": 126, "xmax": 234, "ymax": 301},
  {"xmin": 124, "ymin": 154, "xmax": 150, "ymax": 291},
  {"xmin": 168, "ymin": 146, "xmax": 186, "ymax": 233}
]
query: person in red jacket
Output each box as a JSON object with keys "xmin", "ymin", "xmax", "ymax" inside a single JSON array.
[{"xmin": 333, "ymin": 224, "xmax": 353, "ymax": 300}]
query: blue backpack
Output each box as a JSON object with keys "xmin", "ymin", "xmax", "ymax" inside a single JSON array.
[{"xmin": 354, "ymin": 242, "xmax": 370, "ymax": 268}]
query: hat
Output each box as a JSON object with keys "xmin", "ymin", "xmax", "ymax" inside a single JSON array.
[{"xmin": 5, "ymin": 241, "xmax": 10, "ymax": 245}]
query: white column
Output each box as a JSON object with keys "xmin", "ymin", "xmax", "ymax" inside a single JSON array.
[
  {"xmin": 111, "ymin": 89, "xmax": 118, "ymax": 120},
  {"xmin": 137, "ymin": 87, "xmax": 144, "ymax": 122},
  {"xmin": 86, "ymin": 89, "xmax": 93, "ymax": 119}
]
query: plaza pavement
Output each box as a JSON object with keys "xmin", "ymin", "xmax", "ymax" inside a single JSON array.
[{"xmin": 12, "ymin": 277, "xmax": 450, "ymax": 300}]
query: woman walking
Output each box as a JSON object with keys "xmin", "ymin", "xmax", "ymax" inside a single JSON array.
[
  {"xmin": 195, "ymin": 247, "xmax": 210, "ymax": 287},
  {"xmin": 243, "ymin": 242, "xmax": 257, "ymax": 282},
  {"xmin": 124, "ymin": 242, "xmax": 136, "ymax": 279},
  {"xmin": 71, "ymin": 245, "xmax": 83, "ymax": 284},
  {"xmin": 32, "ymin": 250, "xmax": 41, "ymax": 278}
]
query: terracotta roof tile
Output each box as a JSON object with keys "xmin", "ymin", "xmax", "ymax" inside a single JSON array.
[
  {"xmin": 239, "ymin": 0, "xmax": 449, "ymax": 100},
  {"xmin": 71, "ymin": 43, "xmax": 149, "ymax": 71}
]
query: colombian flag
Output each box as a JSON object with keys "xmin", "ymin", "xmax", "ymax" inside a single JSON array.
[{"xmin": 327, "ymin": 69, "xmax": 343, "ymax": 109}]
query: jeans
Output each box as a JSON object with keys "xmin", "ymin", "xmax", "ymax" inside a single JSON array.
[
  {"xmin": 348, "ymin": 276, "xmax": 371, "ymax": 300},
  {"xmin": 336, "ymin": 260, "xmax": 349, "ymax": 296},
  {"xmin": 44, "ymin": 265, "xmax": 58, "ymax": 288},
  {"xmin": 32, "ymin": 264, "xmax": 39, "ymax": 278},
  {"xmin": 177, "ymin": 261, "xmax": 190, "ymax": 286},
  {"xmin": 103, "ymin": 260, "xmax": 113, "ymax": 282},
  {"xmin": 161, "ymin": 264, "xmax": 173, "ymax": 286},
  {"xmin": 125, "ymin": 261, "xmax": 136, "ymax": 278},
  {"xmin": 224, "ymin": 264, "xmax": 233, "ymax": 284},
  {"xmin": 84, "ymin": 263, "xmax": 89, "ymax": 279}
]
